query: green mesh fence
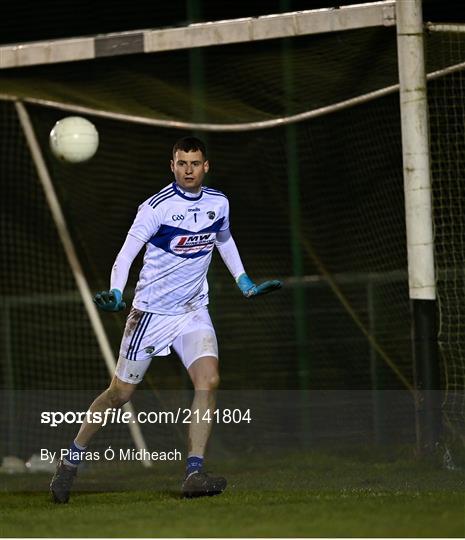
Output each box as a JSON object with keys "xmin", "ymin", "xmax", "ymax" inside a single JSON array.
[{"xmin": 4, "ymin": 25, "xmax": 453, "ymax": 459}]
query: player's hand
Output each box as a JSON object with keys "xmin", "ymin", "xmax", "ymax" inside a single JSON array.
[
  {"xmin": 236, "ymin": 273, "xmax": 282, "ymax": 298},
  {"xmin": 93, "ymin": 288, "xmax": 126, "ymax": 312}
]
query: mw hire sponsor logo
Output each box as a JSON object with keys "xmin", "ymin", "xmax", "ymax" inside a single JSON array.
[{"xmin": 170, "ymin": 232, "xmax": 215, "ymax": 254}]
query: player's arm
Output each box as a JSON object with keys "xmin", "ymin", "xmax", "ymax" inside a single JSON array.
[
  {"xmin": 94, "ymin": 234, "xmax": 145, "ymax": 311},
  {"xmin": 94, "ymin": 200, "xmax": 160, "ymax": 312},
  {"xmin": 215, "ymin": 229, "xmax": 282, "ymax": 298}
]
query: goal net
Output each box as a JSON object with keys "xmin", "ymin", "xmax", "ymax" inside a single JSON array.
[
  {"xmin": 0, "ymin": 7, "xmax": 463, "ymax": 468},
  {"xmin": 427, "ymin": 25, "xmax": 465, "ymax": 440}
]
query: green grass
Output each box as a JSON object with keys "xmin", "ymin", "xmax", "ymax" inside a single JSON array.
[{"xmin": 0, "ymin": 450, "xmax": 464, "ymax": 537}]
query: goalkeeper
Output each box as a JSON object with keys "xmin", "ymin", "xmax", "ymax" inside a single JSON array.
[{"xmin": 50, "ymin": 136, "xmax": 281, "ymax": 503}]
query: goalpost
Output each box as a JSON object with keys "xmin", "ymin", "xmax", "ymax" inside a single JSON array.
[
  {"xmin": 396, "ymin": 0, "xmax": 441, "ymax": 451},
  {"xmin": 14, "ymin": 102, "xmax": 152, "ymax": 467},
  {"xmin": 0, "ymin": 1, "xmax": 463, "ymax": 460}
]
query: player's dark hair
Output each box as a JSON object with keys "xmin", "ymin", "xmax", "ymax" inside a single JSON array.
[{"xmin": 172, "ymin": 136, "xmax": 207, "ymax": 159}]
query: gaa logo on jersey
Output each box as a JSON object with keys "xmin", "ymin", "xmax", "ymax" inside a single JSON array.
[{"xmin": 170, "ymin": 233, "xmax": 215, "ymax": 256}]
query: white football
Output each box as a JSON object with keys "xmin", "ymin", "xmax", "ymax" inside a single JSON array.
[{"xmin": 50, "ymin": 116, "xmax": 99, "ymax": 163}]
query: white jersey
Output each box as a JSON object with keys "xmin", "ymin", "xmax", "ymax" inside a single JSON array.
[{"xmin": 127, "ymin": 182, "xmax": 229, "ymax": 314}]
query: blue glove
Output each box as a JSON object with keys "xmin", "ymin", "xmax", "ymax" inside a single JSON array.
[
  {"xmin": 236, "ymin": 273, "xmax": 282, "ymax": 298},
  {"xmin": 93, "ymin": 288, "xmax": 126, "ymax": 312}
]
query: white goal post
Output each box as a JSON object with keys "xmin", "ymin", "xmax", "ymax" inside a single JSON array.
[{"xmin": 14, "ymin": 102, "xmax": 153, "ymax": 467}]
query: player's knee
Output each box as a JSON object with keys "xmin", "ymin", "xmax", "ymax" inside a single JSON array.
[
  {"xmin": 105, "ymin": 389, "xmax": 124, "ymax": 408},
  {"xmin": 195, "ymin": 372, "xmax": 220, "ymax": 391},
  {"xmin": 208, "ymin": 372, "xmax": 220, "ymax": 390},
  {"xmin": 106, "ymin": 382, "xmax": 134, "ymax": 408}
]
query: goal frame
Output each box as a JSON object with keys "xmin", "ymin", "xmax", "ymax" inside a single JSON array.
[{"xmin": 0, "ymin": 0, "xmax": 448, "ymax": 453}]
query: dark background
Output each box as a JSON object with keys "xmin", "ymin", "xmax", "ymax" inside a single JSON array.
[{"xmin": 0, "ymin": 0, "xmax": 463, "ymax": 45}]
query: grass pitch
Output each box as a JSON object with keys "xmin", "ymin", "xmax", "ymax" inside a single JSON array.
[{"xmin": 0, "ymin": 450, "xmax": 463, "ymax": 537}]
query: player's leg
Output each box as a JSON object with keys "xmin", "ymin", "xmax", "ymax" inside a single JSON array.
[
  {"xmin": 186, "ymin": 355, "xmax": 220, "ymax": 458},
  {"xmin": 75, "ymin": 375, "xmax": 137, "ymax": 446},
  {"xmin": 172, "ymin": 309, "xmax": 227, "ymax": 497},
  {"xmin": 183, "ymin": 354, "xmax": 226, "ymax": 497},
  {"xmin": 51, "ymin": 308, "xmax": 154, "ymax": 504},
  {"xmin": 49, "ymin": 372, "xmax": 143, "ymax": 504},
  {"xmin": 49, "ymin": 375, "xmax": 138, "ymax": 504}
]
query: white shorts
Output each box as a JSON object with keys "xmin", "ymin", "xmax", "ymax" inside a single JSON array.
[{"xmin": 115, "ymin": 306, "xmax": 218, "ymax": 384}]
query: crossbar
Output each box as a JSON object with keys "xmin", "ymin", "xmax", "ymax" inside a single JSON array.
[{"xmin": 0, "ymin": 1, "xmax": 395, "ymax": 69}]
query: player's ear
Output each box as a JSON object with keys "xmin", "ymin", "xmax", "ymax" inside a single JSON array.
[
  {"xmin": 204, "ymin": 160, "xmax": 210, "ymax": 173},
  {"xmin": 170, "ymin": 159, "xmax": 175, "ymax": 172}
]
